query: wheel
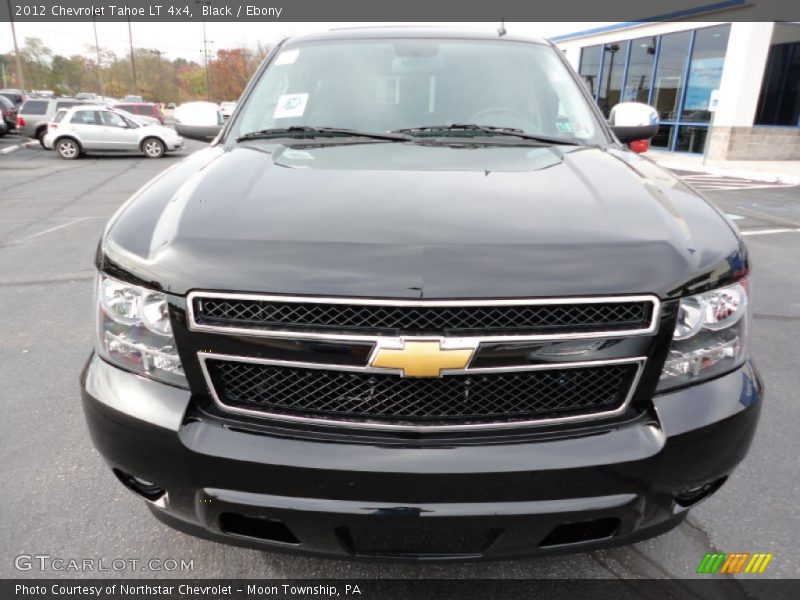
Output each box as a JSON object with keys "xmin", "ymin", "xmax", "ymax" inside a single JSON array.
[
  {"xmin": 142, "ymin": 138, "xmax": 166, "ymax": 158},
  {"xmin": 56, "ymin": 138, "xmax": 80, "ymax": 160},
  {"xmin": 37, "ymin": 127, "xmax": 47, "ymax": 148}
]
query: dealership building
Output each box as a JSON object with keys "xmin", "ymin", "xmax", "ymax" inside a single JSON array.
[{"xmin": 554, "ymin": 21, "xmax": 800, "ymax": 160}]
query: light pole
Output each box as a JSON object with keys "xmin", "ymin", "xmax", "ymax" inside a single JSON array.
[
  {"xmin": 92, "ymin": 17, "xmax": 104, "ymax": 97},
  {"xmin": 7, "ymin": 0, "xmax": 25, "ymax": 90},
  {"xmin": 148, "ymin": 49, "xmax": 163, "ymax": 103},
  {"xmin": 195, "ymin": 0, "xmax": 213, "ymax": 101},
  {"xmin": 127, "ymin": 17, "xmax": 138, "ymax": 94},
  {"xmin": 203, "ymin": 22, "xmax": 212, "ymax": 101}
]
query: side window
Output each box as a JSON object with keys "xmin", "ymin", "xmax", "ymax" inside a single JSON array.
[
  {"xmin": 22, "ymin": 100, "xmax": 48, "ymax": 115},
  {"xmin": 101, "ymin": 112, "xmax": 127, "ymax": 128},
  {"xmin": 70, "ymin": 110, "xmax": 99, "ymax": 125},
  {"xmin": 56, "ymin": 101, "xmax": 79, "ymax": 110}
]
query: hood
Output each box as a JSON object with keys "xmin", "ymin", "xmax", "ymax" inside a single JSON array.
[{"xmin": 101, "ymin": 141, "xmax": 746, "ymax": 299}]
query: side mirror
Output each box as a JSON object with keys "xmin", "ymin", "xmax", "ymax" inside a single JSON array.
[
  {"xmin": 609, "ymin": 102, "xmax": 659, "ymax": 149},
  {"xmin": 173, "ymin": 102, "xmax": 225, "ymax": 142},
  {"xmin": 174, "ymin": 123, "xmax": 223, "ymax": 142}
]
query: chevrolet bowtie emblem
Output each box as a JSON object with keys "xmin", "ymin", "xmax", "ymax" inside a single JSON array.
[{"xmin": 370, "ymin": 340, "xmax": 475, "ymax": 377}]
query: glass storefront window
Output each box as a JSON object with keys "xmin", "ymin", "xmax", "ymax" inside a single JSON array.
[
  {"xmin": 578, "ymin": 45, "xmax": 602, "ymax": 99},
  {"xmin": 755, "ymin": 23, "xmax": 800, "ymax": 126},
  {"xmin": 623, "ymin": 36, "xmax": 657, "ymax": 104},
  {"xmin": 652, "ymin": 31, "xmax": 692, "ymax": 122},
  {"xmin": 682, "ymin": 25, "xmax": 731, "ymax": 122},
  {"xmin": 650, "ymin": 124, "xmax": 675, "ymax": 149},
  {"xmin": 674, "ymin": 125, "xmax": 708, "ymax": 153},
  {"xmin": 597, "ymin": 42, "xmax": 629, "ymax": 116},
  {"xmin": 576, "ymin": 25, "xmax": 735, "ymax": 153}
]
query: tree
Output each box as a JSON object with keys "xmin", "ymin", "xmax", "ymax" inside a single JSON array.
[
  {"xmin": 20, "ymin": 37, "xmax": 52, "ymax": 90},
  {"xmin": 208, "ymin": 44, "xmax": 271, "ymax": 101},
  {"xmin": 3, "ymin": 37, "xmax": 267, "ymax": 103},
  {"xmin": 177, "ymin": 63, "xmax": 206, "ymax": 101}
]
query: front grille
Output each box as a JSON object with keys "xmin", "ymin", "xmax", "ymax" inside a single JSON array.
[
  {"xmin": 192, "ymin": 296, "xmax": 654, "ymax": 336},
  {"xmin": 205, "ymin": 360, "xmax": 639, "ymax": 426}
]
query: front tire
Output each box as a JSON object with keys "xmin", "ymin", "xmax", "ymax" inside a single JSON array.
[
  {"xmin": 142, "ymin": 137, "xmax": 165, "ymax": 158},
  {"xmin": 56, "ymin": 138, "xmax": 80, "ymax": 160}
]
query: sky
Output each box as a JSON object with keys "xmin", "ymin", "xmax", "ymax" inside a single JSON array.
[{"xmin": 1, "ymin": 21, "xmax": 599, "ymax": 61}]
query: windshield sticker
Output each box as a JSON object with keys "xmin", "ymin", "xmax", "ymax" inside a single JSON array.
[
  {"xmin": 556, "ymin": 122, "xmax": 574, "ymax": 133},
  {"xmin": 274, "ymin": 93, "xmax": 309, "ymax": 119},
  {"xmin": 274, "ymin": 49, "xmax": 299, "ymax": 65}
]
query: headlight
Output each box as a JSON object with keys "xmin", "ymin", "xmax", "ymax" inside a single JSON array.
[
  {"xmin": 96, "ymin": 273, "xmax": 187, "ymax": 387},
  {"xmin": 658, "ymin": 281, "xmax": 749, "ymax": 392}
]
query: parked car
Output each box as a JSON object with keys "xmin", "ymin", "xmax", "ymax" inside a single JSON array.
[
  {"xmin": 112, "ymin": 102, "xmax": 165, "ymax": 125},
  {"xmin": 123, "ymin": 94, "xmax": 144, "ymax": 103},
  {"xmin": 166, "ymin": 102, "xmax": 176, "ymax": 109},
  {"xmin": 17, "ymin": 97, "xmax": 88, "ymax": 146},
  {"xmin": 0, "ymin": 95, "xmax": 17, "ymax": 134},
  {"xmin": 219, "ymin": 101, "xmax": 237, "ymax": 118},
  {"xmin": 75, "ymin": 92, "xmax": 98, "ymax": 101},
  {"xmin": 82, "ymin": 28, "xmax": 761, "ymax": 560},
  {"xmin": 44, "ymin": 105, "xmax": 183, "ymax": 159},
  {"xmin": 42, "ymin": 108, "xmax": 70, "ymax": 148},
  {"xmin": 0, "ymin": 88, "xmax": 26, "ymax": 108},
  {"xmin": 173, "ymin": 101, "xmax": 224, "ymax": 141}
]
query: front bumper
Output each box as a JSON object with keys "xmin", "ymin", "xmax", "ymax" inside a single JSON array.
[{"xmin": 81, "ymin": 355, "xmax": 762, "ymax": 560}]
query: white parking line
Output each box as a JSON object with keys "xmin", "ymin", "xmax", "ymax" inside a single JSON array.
[
  {"xmin": 0, "ymin": 216, "xmax": 107, "ymax": 222},
  {"xmin": 677, "ymin": 172, "xmax": 799, "ymax": 192},
  {"xmin": 741, "ymin": 228, "xmax": 800, "ymax": 236},
  {"xmin": 13, "ymin": 217, "xmax": 91, "ymax": 242}
]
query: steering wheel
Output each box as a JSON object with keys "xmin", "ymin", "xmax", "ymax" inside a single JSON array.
[{"xmin": 468, "ymin": 106, "xmax": 533, "ymax": 130}]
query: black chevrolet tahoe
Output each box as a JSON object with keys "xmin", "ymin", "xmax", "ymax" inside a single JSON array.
[{"xmin": 81, "ymin": 28, "xmax": 762, "ymax": 560}]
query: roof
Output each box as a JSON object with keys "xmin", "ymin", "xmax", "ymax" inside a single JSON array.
[
  {"xmin": 284, "ymin": 26, "xmax": 550, "ymax": 46},
  {"xmin": 59, "ymin": 104, "xmax": 110, "ymax": 111}
]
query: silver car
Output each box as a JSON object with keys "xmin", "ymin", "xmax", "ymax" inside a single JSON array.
[
  {"xmin": 17, "ymin": 97, "xmax": 88, "ymax": 145},
  {"xmin": 44, "ymin": 105, "xmax": 184, "ymax": 159}
]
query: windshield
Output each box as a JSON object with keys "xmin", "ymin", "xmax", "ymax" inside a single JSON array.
[
  {"xmin": 111, "ymin": 109, "xmax": 144, "ymax": 127},
  {"xmin": 232, "ymin": 38, "xmax": 604, "ymax": 144}
]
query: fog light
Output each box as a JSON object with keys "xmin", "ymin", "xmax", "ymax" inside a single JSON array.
[{"xmin": 113, "ymin": 469, "xmax": 167, "ymax": 505}]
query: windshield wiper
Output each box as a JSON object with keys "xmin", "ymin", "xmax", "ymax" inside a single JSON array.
[
  {"xmin": 391, "ymin": 124, "xmax": 583, "ymax": 146},
  {"xmin": 236, "ymin": 126, "xmax": 412, "ymax": 143}
]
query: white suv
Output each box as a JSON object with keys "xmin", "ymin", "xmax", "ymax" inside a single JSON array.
[{"xmin": 44, "ymin": 105, "xmax": 184, "ymax": 159}]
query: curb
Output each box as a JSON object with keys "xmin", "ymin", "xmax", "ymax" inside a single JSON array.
[
  {"xmin": 652, "ymin": 159, "xmax": 800, "ymax": 186},
  {"xmin": 0, "ymin": 140, "xmax": 39, "ymax": 155}
]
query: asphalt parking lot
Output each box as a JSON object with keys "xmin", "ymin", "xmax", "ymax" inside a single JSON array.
[{"xmin": 1, "ymin": 137, "xmax": 799, "ymax": 584}]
